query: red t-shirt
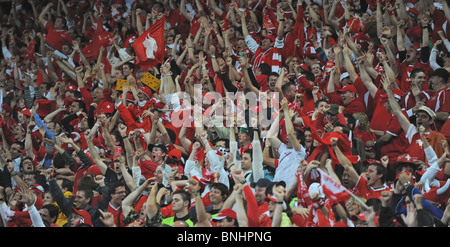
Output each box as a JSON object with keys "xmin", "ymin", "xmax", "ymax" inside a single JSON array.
[
  {"xmin": 369, "ymin": 89, "xmax": 394, "ymax": 131},
  {"xmin": 354, "ymin": 176, "xmax": 392, "ymax": 200},
  {"xmin": 380, "ymin": 113, "xmax": 408, "ymax": 162},
  {"xmin": 44, "ymin": 22, "xmax": 73, "ymax": 51},
  {"xmin": 107, "ymin": 203, "xmax": 125, "ymax": 227},
  {"xmin": 426, "ymin": 87, "xmax": 450, "ymax": 131}
]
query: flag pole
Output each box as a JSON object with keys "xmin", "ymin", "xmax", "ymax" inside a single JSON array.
[
  {"xmin": 317, "ymin": 168, "xmax": 370, "ymax": 210},
  {"xmin": 342, "ymin": 186, "xmax": 370, "ymax": 210}
]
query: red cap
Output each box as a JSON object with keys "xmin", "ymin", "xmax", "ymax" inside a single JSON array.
[
  {"xmin": 2, "ymin": 104, "xmax": 13, "ymax": 114},
  {"xmin": 168, "ymin": 148, "xmax": 182, "ymax": 161},
  {"xmin": 19, "ymin": 109, "xmax": 32, "ymax": 117},
  {"xmin": 351, "ymin": 213, "xmax": 379, "ymax": 226},
  {"xmin": 139, "ymin": 86, "xmax": 153, "ymax": 99},
  {"xmin": 30, "ymin": 184, "xmax": 44, "ymax": 195},
  {"xmin": 381, "ymin": 89, "xmax": 403, "ymax": 102},
  {"xmin": 72, "ymin": 208, "xmax": 93, "ymax": 226},
  {"xmin": 299, "ymin": 63, "xmax": 309, "ymax": 71},
  {"xmin": 265, "ymin": 195, "xmax": 278, "ymax": 202},
  {"xmin": 212, "ymin": 208, "xmax": 237, "ymax": 221},
  {"xmin": 66, "ymin": 85, "xmax": 78, "ymax": 91},
  {"xmin": 337, "ymin": 85, "xmax": 358, "ymax": 95}
]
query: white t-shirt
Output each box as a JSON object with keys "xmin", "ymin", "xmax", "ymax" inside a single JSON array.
[{"xmin": 273, "ymin": 143, "xmax": 306, "ymax": 187}]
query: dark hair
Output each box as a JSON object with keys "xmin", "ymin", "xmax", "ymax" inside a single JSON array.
[
  {"xmin": 123, "ymin": 61, "xmax": 135, "ymax": 71},
  {"xmin": 77, "ymin": 176, "xmax": 99, "ymax": 192},
  {"xmin": 77, "ymin": 187, "xmax": 94, "ymax": 205},
  {"xmin": 58, "ymin": 178, "xmax": 74, "ymax": 193},
  {"xmin": 224, "ymin": 217, "xmax": 239, "ymax": 227},
  {"xmin": 410, "ymin": 68, "xmax": 425, "ymax": 79},
  {"xmin": 52, "ymin": 153, "xmax": 66, "ymax": 169},
  {"xmin": 416, "ymin": 209, "xmax": 435, "ymax": 227},
  {"xmin": 20, "ymin": 156, "xmax": 34, "ymax": 170},
  {"xmin": 55, "ymin": 16, "xmax": 67, "ymax": 29},
  {"xmin": 303, "ymin": 70, "xmax": 315, "ymax": 82},
  {"xmin": 71, "ymin": 90, "xmax": 82, "ymax": 99},
  {"xmin": 74, "ymin": 100, "xmax": 87, "ymax": 113},
  {"xmin": 314, "ymin": 99, "xmax": 328, "ymax": 108},
  {"xmin": 213, "ymin": 138, "xmax": 229, "ymax": 149},
  {"xmin": 258, "ymin": 63, "xmax": 271, "ymax": 76},
  {"xmin": 210, "ymin": 183, "xmax": 229, "ymax": 202},
  {"xmin": 109, "ymin": 181, "xmax": 126, "ymax": 196},
  {"xmin": 173, "ymin": 190, "xmax": 191, "ymax": 209},
  {"xmin": 242, "ymin": 148, "xmax": 253, "ymax": 162},
  {"xmin": 42, "ymin": 204, "xmax": 60, "ymax": 223},
  {"xmin": 369, "ymin": 163, "xmax": 386, "ymax": 183}
]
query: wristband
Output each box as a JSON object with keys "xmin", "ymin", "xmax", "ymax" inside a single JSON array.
[
  {"xmin": 192, "ymin": 191, "xmax": 200, "ymax": 197},
  {"xmin": 240, "ymin": 179, "xmax": 247, "ymax": 185},
  {"xmin": 276, "ymin": 201, "xmax": 283, "ymax": 205}
]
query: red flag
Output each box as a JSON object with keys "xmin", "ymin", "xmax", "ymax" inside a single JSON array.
[
  {"xmin": 133, "ymin": 16, "xmax": 165, "ymax": 68},
  {"xmin": 318, "ymin": 169, "xmax": 350, "ymax": 203}
]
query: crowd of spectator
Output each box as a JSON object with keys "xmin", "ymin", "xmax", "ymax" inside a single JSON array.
[{"xmin": 0, "ymin": 0, "xmax": 449, "ymax": 227}]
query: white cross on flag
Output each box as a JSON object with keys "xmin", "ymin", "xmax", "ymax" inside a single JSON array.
[
  {"xmin": 132, "ymin": 15, "xmax": 166, "ymax": 69},
  {"xmin": 318, "ymin": 168, "xmax": 350, "ymax": 203}
]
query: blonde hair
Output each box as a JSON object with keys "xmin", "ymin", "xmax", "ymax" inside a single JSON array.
[{"xmin": 353, "ymin": 112, "xmax": 370, "ymax": 132}]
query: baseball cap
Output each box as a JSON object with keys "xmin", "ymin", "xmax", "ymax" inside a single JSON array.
[
  {"xmin": 250, "ymin": 178, "xmax": 271, "ymax": 188},
  {"xmin": 337, "ymin": 84, "xmax": 357, "ymax": 95},
  {"xmin": 72, "ymin": 208, "xmax": 93, "ymax": 226},
  {"xmin": 350, "ymin": 213, "xmax": 380, "ymax": 226},
  {"xmin": 29, "ymin": 184, "xmax": 45, "ymax": 195},
  {"xmin": 212, "ymin": 208, "xmax": 237, "ymax": 221},
  {"xmin": 429, "ymin": 68, "xmax": 449, "ymax": 82},
  {"xmin": 339, "ymin": 72, "xmax": 350, "ymax": 82},
  {"xmin": 147, "ymin": 143, "xmax": 167, "ymax": 153},
  {"xmin": 139, "ymin": 86, "xmax": 153, "ymax": 99},
  {"xmin": 167, "ymin": 148, "xmax": 182, "ymax": 161},
  {"xmin": 381, "ymin": 89, "xmax": 403, "ymax": 102},
  {"xmin": 326, "ymin": 104, "xmax": 340, "ymax": 115}
]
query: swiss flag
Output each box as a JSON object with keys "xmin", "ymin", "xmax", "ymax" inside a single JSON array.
[
  {"xmin": 133, "ymin": 15, "xmax": 166, "ymax": 70},
  {"xmin": 318, "ymin": 168, "xmax": 350, "ymax": 203}
]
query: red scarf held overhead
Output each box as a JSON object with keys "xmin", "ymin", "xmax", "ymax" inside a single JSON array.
[{"xmin": 306, "ymin": 128, "xmax": 359, "ymax": 166}]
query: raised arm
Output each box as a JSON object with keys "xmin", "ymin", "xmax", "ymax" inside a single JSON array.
[
  {"xmin": 281, "ymin": 98, "xmax": 302, "ymax": 151},
  {"xmin": 330, "ymin": 137, "xmax": 359, "ymax": 186},
  {"xmin": 380, "ymin": 75, "xmax": 411, "ymax": 132},
  {"xmin": 122, "ymin": 179, "xmax": 150, "ymax": 218}
]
